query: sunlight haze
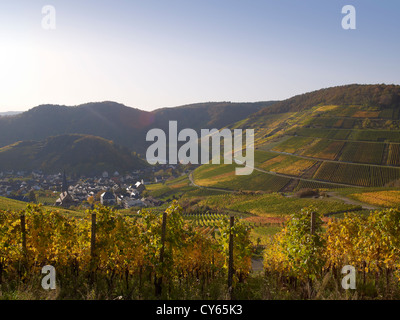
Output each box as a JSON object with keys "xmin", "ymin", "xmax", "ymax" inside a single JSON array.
[{"xmin": 1, "ymin": 0, "xmax": 399, "ymax": 112}]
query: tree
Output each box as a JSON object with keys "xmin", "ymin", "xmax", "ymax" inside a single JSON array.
[
  {"xmin": 28, "ymin": 190, "xmax": 37, "ymax": 203},
  {"xmin": 362, "ymin": 118, "xmax": 371, "ymax": 129}
]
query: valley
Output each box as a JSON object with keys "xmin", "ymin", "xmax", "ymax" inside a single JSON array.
[{"xmin": 2, "ymin": 84, "xmax": 400, "ymax": 300}]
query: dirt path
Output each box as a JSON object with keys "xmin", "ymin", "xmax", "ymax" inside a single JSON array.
[
  {"xmin": 326, "ymin": 191, "xmax": 379, "ymax": 210},
  {"xmin": 251, "ymin": 258, "xmax": 264, "ymax": 273}
]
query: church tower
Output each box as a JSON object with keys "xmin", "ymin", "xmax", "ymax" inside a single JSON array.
[
  {"xmin": 55, "ymin": 170, "xmax": 75, "ymax": 207},
  {"xmin": 62, "ymin": 170, "xmax": 68, "ymax": 193}
]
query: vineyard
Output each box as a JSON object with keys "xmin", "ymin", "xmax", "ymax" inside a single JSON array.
[
  {"xmin": 271, "ymin": 136, "xmax": 315, "ymax": 154},
  {"xmin": 300, "ymin": 139, "xmax": 345, "ymax": 161},
  {"xmin": 2, "ymin": 200, "xmax": 400, "ymax": 299},
  {"xmin": 193, "ymin": 164, "xmax": 291, "ymax": 192},
  {"xmin": 183, "ymin": 212, "xmax": 230, "ymax": 227},
  {"xmin": 306, "ymin": 117, "xmax": 356, "ymax": 129},
  {"xmin": 196, "ymin": 193, "xmax": 362, "ymax": 217},
  {"xmin": 339, "ymin": 142, "xmax": 385, "ymax": 165},
  {"xmin": 0, "ymin": 202, "xmax": 252, "ymax": 299},
  {"xmin": 294, "ymin": 180, "xmax": 344, "ymax": 191},
  {"xmin": 348, "ymin": 130, "xmax": 400, "ymax": 143},
  {"xmin": 264, "ymin": 207, "xmax": 400, "ymax": 299},
  {"xmin": 258, "ymin": 154, "xmax": 316, "ymax": 177},
  {"xmin": 272, "ymin": 136, "xmax": 390, "ymax": 165},
  {"xmin": 388, "ymin": 144, "xmax": 400, "ymax": 166},
  {"xmin": 289, "ymin": 128, "xmax": 400, "ymax": 143},
  {"xmin": 313, "ymin": 162, "xmax": 400, "ymax": 187},
  {"xmin": 290, "ymin": 128, "xmax": 352, "ymax": 140},
  {"xmin": 350, "ymin": 190, "xmax": 400, "ymax": 208}
]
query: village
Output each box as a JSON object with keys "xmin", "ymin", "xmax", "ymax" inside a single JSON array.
[{"xmin": 0, "ymin": 164, "xmax": 188, "ymax": 209}]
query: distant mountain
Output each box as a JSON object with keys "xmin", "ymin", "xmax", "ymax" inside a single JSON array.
[
  {"xmin": 0, "ymin": 111, "xmax": 22, "ymax": 117},
  {"xmin": 0, "ymin": 134, "xmax": 147, "ymax": 175},
  {"xmin": 0, "ymin": 101, "xmax": 270, "ymax": 154},
  {"xmin": 0, "ymin": 102, "xmax": 150, "ymax": 153}
]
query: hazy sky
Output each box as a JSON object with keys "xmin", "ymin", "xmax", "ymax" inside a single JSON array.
[{"xmin": 0, "ymin": 0, "xmax": 399, "ymax": 112}]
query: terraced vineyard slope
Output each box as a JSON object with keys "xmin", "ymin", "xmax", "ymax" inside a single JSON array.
[{"xmin": 193, "ymin": 84, "xmax": 400, "ymax": 192}]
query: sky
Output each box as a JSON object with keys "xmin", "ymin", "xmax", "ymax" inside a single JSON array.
[{"xmin": 0, "ymin": 0, "xmax": 399, "ymax": 112}]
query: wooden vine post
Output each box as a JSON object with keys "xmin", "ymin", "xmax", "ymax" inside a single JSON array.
[
  {"xmin": 20, "ymin": 214, "xmax": 28, "ymax": 274},
  {"xmin": 20, "ymin": 214, "xmax": 27, "ymax": 256},
  {"xmin": 90, "ymin": 212, "xmax": 97, "ymax": 283},
  {"xmin": 155, "ymin": 211, "xmax": 167, "ymax": 297},
  {"xmin": 212, "ymin": 229, "xmax": 215, "ymax": 279},
  {"xmin": 309, "ymin": 210, "xmax": 316, "ymax": 294},
  {"xmin": 310, "ymin": 211, "xmax": 316, "ymax": 236},
  {"xmin": 228, "ymin": 216, "xmax": 235, "ymax": 300}
]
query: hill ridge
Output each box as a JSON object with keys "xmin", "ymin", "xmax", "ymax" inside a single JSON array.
[{"xmin": 0, "ymin": 134, "xmax": 147, "ymax": 175}]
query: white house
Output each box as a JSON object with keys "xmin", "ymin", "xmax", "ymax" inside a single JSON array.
[{"xmin": 100, "ymin": 191, "xmax": 116, "ymax": 206}]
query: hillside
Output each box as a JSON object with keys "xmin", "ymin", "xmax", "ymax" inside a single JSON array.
[
  {"xmin": 0, "ymin": 134, "xmax": 147, "ymax": 175},
  {"xmin": 0, "ymin": 101, "xmax": 270, "ymax": 154},
  {"xmin": 194, "ymin": 84, "xmax": 400, "ymax": 192},
  {"xmin": 151, "ymin": 101, "xmax": 274, "ymax": 132},
  {"xmin": 254, "ymin": 84, "xmax": 400, "ymax": 115}
]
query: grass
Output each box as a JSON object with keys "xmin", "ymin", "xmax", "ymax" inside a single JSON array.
[
  {"xmin": 0, "ymin": 196, "xmax": 85, "ymax": 217},
  {"xmin": 146, "ymin": 175, "xmax": 197, "ymax": 200},
  {"xmin": 193, "ymin": 164, "xmax": 291, "ymax": 192},
  {"xmin": 250, "ymin": 225, "xmax": 282, "ymax": 246},
  {"xmin": 0, "ymin": 196, "xmax": 31, "ymax": 211}
]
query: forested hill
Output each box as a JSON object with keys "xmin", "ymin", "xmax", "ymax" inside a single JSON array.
[
  {"xmin": 253, "ymin": 84, "xmax": 400, "ymax": 116},
  {"xmin": 0, "ymin": 101, "xmax": 270, "ymax": 153},
  {"xmin": 151, "ymin": 101, "xmax": 274, "ymax": 132},
  {"xmin": 0, "ymin": 134, "xmax": 147, "ymax": 175}
]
